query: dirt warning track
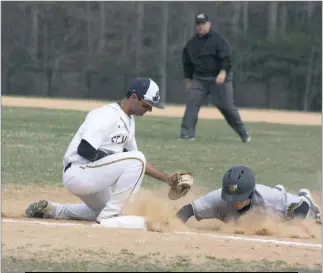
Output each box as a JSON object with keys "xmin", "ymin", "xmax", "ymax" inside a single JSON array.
[{"xmin": 2, "ymin": 96, "xmax": 321, "ymax": 126}]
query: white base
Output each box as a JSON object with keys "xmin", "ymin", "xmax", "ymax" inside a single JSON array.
[{"xmin": 92, "ymin": 216, "xmax": 147, "ymax": 230}]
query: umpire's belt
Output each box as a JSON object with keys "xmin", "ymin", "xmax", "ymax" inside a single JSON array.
[{"xmin": 64, "ymin": 162, "xmax": 72, "ymax": 173}]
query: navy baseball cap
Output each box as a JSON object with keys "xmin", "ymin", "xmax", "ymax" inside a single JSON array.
[
  {"xmin": 195, "ymin": 13, "xmax": 209, "ymax": 24},
  {"xmin": 129, "ymin": 78, "xmax": 165, "ymax": 109}
]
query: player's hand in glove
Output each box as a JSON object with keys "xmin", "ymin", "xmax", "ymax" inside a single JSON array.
[{"xmin": 167, "ymin": 172, "xmax": 194, "ymax": 200}]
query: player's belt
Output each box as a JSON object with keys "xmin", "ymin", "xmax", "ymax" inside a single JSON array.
[{"xmin": 64, "ymin": 162, "xmax": 72, "ymax": 173}]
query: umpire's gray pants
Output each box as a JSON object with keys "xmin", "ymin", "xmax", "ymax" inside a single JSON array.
[{"xmin": 180, "ymin": 73, "xmax": 247, "ymax": 139}]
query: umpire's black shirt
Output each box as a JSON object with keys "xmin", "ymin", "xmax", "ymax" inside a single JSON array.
[{"xmin": 182, "ymin": 30, "xmax": 232, "ymax": 79}]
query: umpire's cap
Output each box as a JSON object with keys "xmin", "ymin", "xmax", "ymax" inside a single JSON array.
[
  {"xmin": 221, "ymin": 166, "xmax": 256, "ymax": 202},
  {"xmin": 128, "ymin": 78, "xmax": 165, "ymax": 109},
  {"xmin": 195, "ymin": 13, "xmax": 209, "ymax": 24}
]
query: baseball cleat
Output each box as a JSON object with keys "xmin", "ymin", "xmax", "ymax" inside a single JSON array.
[
  {"xmin": 298, "ymin": 189, "xmax": 321, "ymax": 221},
  {"xmin": 239, "ymin": 131, "xmax": 251, "ymax": 143},
  {"xmin": 242, "ymin": 136, "xmax": 251, "ymax": 143},
  {"xmin": 178, "ymin": 136, "xmax": 195, "ymax": 141},
  {"xmin": 25, "ymin": 200, "xmax": 53, "ymax": 218},
  {"xmin": 274, "ymin": 184, "xmax": 285, "ymax": 192}
]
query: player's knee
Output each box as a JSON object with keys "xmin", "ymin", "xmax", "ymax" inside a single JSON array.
[
  {"xmin": 135, "ymin": 151, "xmax": 146, "ymax": 166},
  {"xmin": 126, "ymin": 151, "xmax": 146, "ymax": 168}
]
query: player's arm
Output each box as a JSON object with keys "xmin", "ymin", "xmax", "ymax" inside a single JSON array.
[
  {"xmin": 124, "ymin": 135, "xmax": 170, "ymax": 183},
  {"xmin": 215, "ymin": 34, "xmax": 232, "ymax": 74},
  {"xmin": 78, "ymin": 109, "xmax": 114, "ymax": 162},
  {"xmin": 77, "ymin": 139, "xmax": 108, "ymax": 162},
  {"xmin": 177, "ymin": 190, "xmax": 223, "ymax": 223},
  {"xmin": 176, "ymin": 203, "xmax": 195, "ymax": 223},
  {"xmin": 145, "ymin": 161, "xmax": 169, "ymax": 183},
  {"xmin": 182, "ymin": 44, "xmax": 193, "ymax": 80},
  {"xmin": 125, "ymin": 134, "xmax": 188, "ymax": 187}
]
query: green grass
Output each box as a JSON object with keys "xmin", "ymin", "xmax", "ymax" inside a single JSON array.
[
  {"xmin": 2, "ymin": 106, "xmax": 321, "ymax": 192},
  {"xmin": 2, "ymin": 255, "xmax": 321, "ymax": 273}
]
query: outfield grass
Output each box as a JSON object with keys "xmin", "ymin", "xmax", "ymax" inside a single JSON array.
[
  {"xmin": 2, "ymin": 106, "xmax": 321, "ymax": 192},
  {"xmin": 2, "ymin": 255, "xmax": 321, "ymax": 273}
]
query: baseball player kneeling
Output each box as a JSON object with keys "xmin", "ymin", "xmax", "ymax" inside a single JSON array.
[
  {"xmin": 177, "ymin": 166, "xmax": 321, "ymax": 225},
  {"xmin": 25, "ymin": 78, "xmax": 193, "ymax": 224}
]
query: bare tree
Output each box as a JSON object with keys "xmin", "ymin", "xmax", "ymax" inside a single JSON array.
[
  {"xmin": 268, "ymin": 1, "xmax": 278, "ymax": 36},
  {"xmin": 182, "ymin": 2, "xmax": 197, "ymax": 46},
  {"xmin": 42, "ymin": 12, "xmax": 50, "ymax": 94},
  {"xmin": 30, "ymin": 3, "xmax": 39, "ymax": 63},
  {"xmin": 231, "ymin": 2, "xmax": 241, "ymax": 35},
  {"xmin": 279, "ymin": 3, "xmax": 288, "ymax": 35},
  {"xmin": 86, "ymin": 1, "xmax": 93, "ymax": 55},
  {"xmin": 135, "ymin": 2, "xmax": 144, "ymax": 75},
  {"xmin": 160, "ymin": 2, "xmax": 169, "ymax": 103},
  {"xmin": 243, "ymin": 1, "xmax": 248, "ymax": 34},
  {"xmin": 307, "ymin": 1, "xmax": 315, "ymax": 18},
  {"xmin": 303, "ymin": 46, "xmax": 315, "ymax": 111},
  {"xmin": 97, "ymin": 2, "xmax": 106, "ymax": 54},
  {"xmin": 182, "ymin": 2, "xmax": 190, "ymax": 46}
]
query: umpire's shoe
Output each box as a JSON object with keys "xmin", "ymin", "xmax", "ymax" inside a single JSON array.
[
  {"xmin": 298, "ymin": 189, "xmax": 321, "ymax": 222},
  {"xmin": 177, "ymin": 135, "xmax": 195, "ymax": 140},
  {"xmin": 25, "ymin": 200, "xmax": 54, "ymax": 218},
  {"xmin": 239, "ymin": 131, "xmax": 251, "ymax": 143}
]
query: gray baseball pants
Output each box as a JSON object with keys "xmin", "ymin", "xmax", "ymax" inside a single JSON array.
[{"xmin": 180, "ymin": 73, "xmax": 247, "ymax": 139}]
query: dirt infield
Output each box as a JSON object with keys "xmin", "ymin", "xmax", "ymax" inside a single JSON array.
[
  {"xmin": 2, "ymin": 96, "xmax": 322, "ymax": 268},
  {"xmin": 2, "ymin": 185, "xmax": 322, "ymax": 267},
  {"xmin": 2, "ymin": 96, "xmax": 322, "ymax": 125}
]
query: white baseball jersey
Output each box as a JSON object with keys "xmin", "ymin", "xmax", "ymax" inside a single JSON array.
[
  {"xmin": 63, "ymin": 102, "xmax": 137, "ymax": 167},
  {"xmin": 191, "ymin": 184, "xmax": 305, "ymax": 222},
  {"xmin": 38, "ymin": 78, "xmax": 160, "ymax": 224}
]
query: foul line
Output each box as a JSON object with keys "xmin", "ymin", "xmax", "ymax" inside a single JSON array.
[
  {"xmin": 3, "ymin": 219, "xmax": 322, "ymax": 249},
  {"xmin": 174, "ymin": 231, "xmax": 322, "ymax": 248}
]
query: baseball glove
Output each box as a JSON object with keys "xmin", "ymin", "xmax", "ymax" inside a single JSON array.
[{"xmin": 167, "ymin": 172, "xmax": 194, "ymax": 200}]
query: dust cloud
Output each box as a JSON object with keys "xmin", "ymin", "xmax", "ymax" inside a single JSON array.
[
  {"xmin": 123, "ymin": 186, "xmax": 322, "ymax": 240},
  {"xmin": 123, "ymin": 190, "xmax": 190, "ymax": 233},
  {"xmin": 189, "ymin": 208, "xmax": 321, "ymax": 240}
]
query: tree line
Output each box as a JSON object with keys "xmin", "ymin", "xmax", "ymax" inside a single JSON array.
[{"xmin": 2, "ymin": 1, "xmax": 322, "ymax": 111}]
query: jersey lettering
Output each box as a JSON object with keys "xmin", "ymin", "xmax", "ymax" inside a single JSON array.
[
  {"xmin": 63, "ymin": 103, "xmax": 138, "ymax": 166},
  {"xmin": 111, "ymin": 135, "xmax": 128, "ymax": 144}
]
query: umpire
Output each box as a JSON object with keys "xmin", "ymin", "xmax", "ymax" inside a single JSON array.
[{"xmin": 179, "ymin": 13, "xmax": 250, "ymax": 143}]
